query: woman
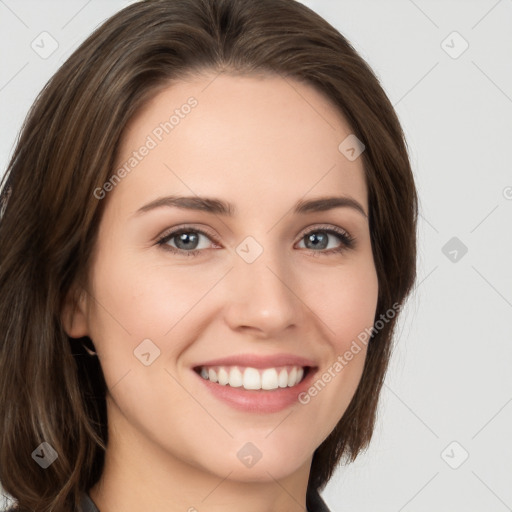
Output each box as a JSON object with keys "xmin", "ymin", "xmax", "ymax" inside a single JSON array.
[{"xmin": 0, "ymin": 0, "xmax": 417, "ymax": 511}]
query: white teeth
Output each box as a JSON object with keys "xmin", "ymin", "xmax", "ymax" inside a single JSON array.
[
  {"xmin": 229, "ymin": 367, "xmax": 243, "ymax": 387},
  {"xmin": 278, "ymin": 369, "xmax": 288, "ymax": 388},
  {"xmin": 218, "ymin": 367, "xmax": 229, "ymax": 386},
  {"xmin": 261, "ymin": 368, "xmax": 279, "ymax": 390},
  {"xmin": 198, "ymin": 365, "xmax": 306, "ymax": 390},
  {"xmin": 288, "ymin": 367, "xmax": 297, "ymax": 387},
  {"xmin": 243, "ymin": 367, "xmax": 261, "ymax": 389}
]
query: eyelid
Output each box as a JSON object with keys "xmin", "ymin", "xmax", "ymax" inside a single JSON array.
[
  {"xmin": 300, "ymin": 223, "xmax": 351, "ymax": 238},
  {"xmin": 156, "ymin": 224, "xmax": 220, "ymax": 244}
]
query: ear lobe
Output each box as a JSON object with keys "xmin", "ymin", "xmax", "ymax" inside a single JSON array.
[{"xmin": 61, "ymin": 286, "xmax": 89, "ymax": 338}]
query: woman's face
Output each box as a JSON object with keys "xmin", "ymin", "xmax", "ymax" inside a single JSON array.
[{"xmin": 66, "ymin": 72, "xmax": 378, "ymax": 485}]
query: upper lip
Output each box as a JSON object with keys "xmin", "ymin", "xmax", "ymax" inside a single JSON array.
[{"xmin": 192, "ymin": 353, "xmax": 318, "ymax": 369}]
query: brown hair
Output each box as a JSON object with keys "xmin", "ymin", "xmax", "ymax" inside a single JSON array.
[{"xmin": 0, "ymin": 0, "xmax": 417, "ymax": 510}]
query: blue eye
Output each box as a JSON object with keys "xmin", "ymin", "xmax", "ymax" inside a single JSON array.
[
  {"xmin": 156, "ymin": 224, "xmax": 355, "ymax": 257},
  {"xmin": 298, "ymin": 227, "xmax": 355, "ymax": 255},
  {"xmin": 157, "ymin": 227, "xmax": 215, "ymax": 257}
]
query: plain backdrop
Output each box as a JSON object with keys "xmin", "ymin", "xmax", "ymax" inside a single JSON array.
[{"xmin": 1, "ymin": 1, "xmax": 511, "ymax": 511}]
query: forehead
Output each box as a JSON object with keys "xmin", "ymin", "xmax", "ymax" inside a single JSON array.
[{"xmin": 111, "ymin": 72, "xmax": 368, "ymax": 216}]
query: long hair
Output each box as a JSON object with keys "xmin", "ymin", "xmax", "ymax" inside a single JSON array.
[{"xmin": 0, "ymin": 1, "xmax": 418, "ymax": 510}]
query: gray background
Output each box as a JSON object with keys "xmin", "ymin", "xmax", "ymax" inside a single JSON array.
[{"xmin": 1, "ymin": 1, "xmax": 511, "ymax": 511}]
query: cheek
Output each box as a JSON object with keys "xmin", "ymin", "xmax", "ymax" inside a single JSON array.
[
  {"xmin": 295, "ymin": 258, "xmax": 378, "ymax": 434},
  {"xmin": 87, "ymin": 254, "xmax": 199, "ymax": 340},
  {"xmin": 306, "ymin": 258, "xmax": 379, "ymax": 351},
  {"xmin": 84, "ymin": 251, "xmax": 226, "ymax": 392}
]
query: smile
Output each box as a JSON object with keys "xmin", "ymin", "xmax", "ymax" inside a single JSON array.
[
  {"xmin": 191, "ymin": 353, "xmax": 318, "ymax": 413},
  {"xmin": 195, "ymin": 365, "xmax": 308, "ymax": 390}
]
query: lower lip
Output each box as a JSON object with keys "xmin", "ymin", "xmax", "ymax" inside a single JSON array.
[{"xmin": 193, "ymin": 368, "xmax": 317, "ymax": 413}]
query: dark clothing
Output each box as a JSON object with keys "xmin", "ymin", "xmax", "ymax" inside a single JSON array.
[
  {"xmin": 79, "ymin": 488, "xmax": 332, "ymax": 511},
  {"xmin": 79, "ymin": 492, "xmax": 100, "ymax": 512},
  {"xmin": 306, "ymin": 487, "xmax": 332, "ymax": 512}
]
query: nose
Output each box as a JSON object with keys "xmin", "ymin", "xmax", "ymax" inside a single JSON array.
[{"xmin": 223, "ymin": 247, "xmax": 304, "ymax": 338}]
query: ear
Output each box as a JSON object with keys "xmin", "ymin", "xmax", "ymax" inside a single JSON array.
[{"xmin": 61, "ymin": 284, "xmax": 89, "ymax": 338}]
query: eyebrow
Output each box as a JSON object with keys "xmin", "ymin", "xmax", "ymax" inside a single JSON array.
[{"xmin": 133, "ymin": 195, "xmax": 368, "ymax": 219}]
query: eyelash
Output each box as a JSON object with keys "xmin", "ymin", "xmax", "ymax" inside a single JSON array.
[{"xmin": 156, "ymin": 224, "xmax": 355, "ymax": 258}]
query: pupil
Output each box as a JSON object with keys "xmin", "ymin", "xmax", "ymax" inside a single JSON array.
[
  {"xmin": 307, "ymin": 232, "xmax": 327, "ymax": 249},
  {"xmin": 177, "ymin": 232, "xmax": 198, "ymax": 250}
]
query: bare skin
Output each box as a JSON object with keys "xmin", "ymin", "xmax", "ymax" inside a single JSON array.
[{"xmin": 62, "ymin": 71, "xmax": 379, "ymax": 512}]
